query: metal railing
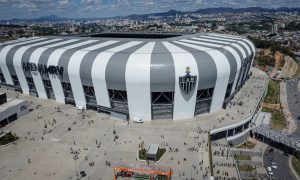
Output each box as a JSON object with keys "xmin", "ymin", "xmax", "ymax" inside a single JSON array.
[{"xmin": 253, "ymin": 124, "xmax": 300, "ymax": 152}]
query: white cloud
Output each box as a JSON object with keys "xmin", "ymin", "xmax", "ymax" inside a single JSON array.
[{"xmin": 0, "ymin": 0, "xmax": 299, "ymax": 20}]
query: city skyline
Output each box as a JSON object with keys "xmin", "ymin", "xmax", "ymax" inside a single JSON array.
[{"xmin": 0, "ymin": 0, "xmax": 300, "ymax": 20}]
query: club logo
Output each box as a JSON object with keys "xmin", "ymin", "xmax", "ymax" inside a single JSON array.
[{"xmin": 179, "ymin": 66, "xmax": 197, "ymax": 94}]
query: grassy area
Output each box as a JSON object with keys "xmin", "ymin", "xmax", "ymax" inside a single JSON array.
[
  {"xmin": 139, "ymin": 148, "xmax": 147, "ymax": 160},
  {"xmin": 234, "ymin": 154, "xmax": 251, "ymax": 160},
  {"xmin": 138, "ymin": 148, "xmax": 166, "ymax": 161},
  {"xmin": 262, "ymin": 107, "xmax": 287, "ymax": 130},
  {"xmin": 156, "ymin": 148, "xmax": 166, "ymax": 161},
  {"xmin": 236, "ymin": 141, "xmax": 256, "ymax": 149},
  {"xmin": 238, "ymin": 165, "xmax": 256, "ymax": 172},
  {"xmin": 292, "ymin": 156, "xmax": 300, "ymax": 177},
  {"xmin": 0, "ymin": 132, "xmax": 19, "ymax": 145},
  {"xmin": 264, "ymin": 79, "xmax": 280, "ymax": 104}
]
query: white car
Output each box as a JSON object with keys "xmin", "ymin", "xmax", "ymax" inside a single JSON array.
[
  {"xmin": 267, "ymin": 167, "xmax": 273, "ymax": 175},
  {"xmin": 272, "ymin": 165, "xmax": 278, "ymax": 169},
  {"xmin": 133, "ymin": 117, "xmax": 143, "ymax": 123}
]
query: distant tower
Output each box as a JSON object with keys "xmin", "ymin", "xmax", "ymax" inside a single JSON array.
[{"xmin": 272, "ymin": 24, "xmax": 278, "ymax": 34}]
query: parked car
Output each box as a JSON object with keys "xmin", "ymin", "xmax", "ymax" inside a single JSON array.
[{"xmin": 267, "ymin": 167, "xmax": 273, "ymax": 175}]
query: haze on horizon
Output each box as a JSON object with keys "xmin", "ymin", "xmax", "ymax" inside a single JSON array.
[{"xmin": 0, "ymin": 0, "xmax": 300, "ymax": 20}]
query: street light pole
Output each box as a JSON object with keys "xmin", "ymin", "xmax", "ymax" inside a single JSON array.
[{"xmin": 73, "ymin": 149, "xmax": 80, "ymax": 180}]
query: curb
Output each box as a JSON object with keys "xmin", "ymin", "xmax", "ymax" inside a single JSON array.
[{"xmin": 289, "ymin": 156, "xmax": 300, "ymax": 180}]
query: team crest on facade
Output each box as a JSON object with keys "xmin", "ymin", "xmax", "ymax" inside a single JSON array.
[{"xmin": 179, "ymin": 66, "xmax": 197, "ymax": 94}]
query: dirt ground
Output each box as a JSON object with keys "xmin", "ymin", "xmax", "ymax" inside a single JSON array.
[{"xmin": 281, "ymin": 56, "xmax": 299, "ymax": 79}]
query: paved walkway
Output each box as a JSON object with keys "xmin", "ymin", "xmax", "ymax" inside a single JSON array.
[
  {"xmin": 0, "ymin": 68, "xmax": 269, "ymax": 180},
  {"xmin": 211, "ymin": 139, "xmax": 240, "ymax": 179},
  {"xmin": 284, "ymin": 77, "xmax": 300, "ymax": 180},
  {"xmin": 280, "ymin": 81, "xmax": 297, "ymax": 133}
]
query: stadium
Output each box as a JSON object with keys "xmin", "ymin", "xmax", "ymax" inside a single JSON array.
[{"xmin": 0, "ymin": 33, "xmax": 255, "ymax": 121}]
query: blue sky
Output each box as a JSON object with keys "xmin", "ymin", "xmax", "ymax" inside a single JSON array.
[{"xmin": 0, "ymin": 0, "xmax": 299, "ymax": 20}]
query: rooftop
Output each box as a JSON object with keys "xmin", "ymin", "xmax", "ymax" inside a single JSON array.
[
  {"xmin": 147, "ymin": 144, "xmax": 159, "ymax": 155},
  {"xmin": 88, "ymin": 32, "xmax": 182, "ymax": 39},
  {"xmin": 1, "ymin": 33, "xmax": 252, "ymax": 54}
]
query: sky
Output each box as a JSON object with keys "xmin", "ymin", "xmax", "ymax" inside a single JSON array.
[{"xmin": 0, "ymin": 0, "xmax": 300, "ymax": 20}]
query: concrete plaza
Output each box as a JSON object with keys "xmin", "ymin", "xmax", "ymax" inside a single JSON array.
[{"xmin": 0, "ymin": 68, "xmax": 268, "ymax": 180}]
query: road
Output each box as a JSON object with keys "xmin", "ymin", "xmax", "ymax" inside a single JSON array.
[
  {"xmin": 287, "ymin": 77, "xmax": 300, "ymax": 135},
  {"xmin": 264, "ymin": 148, "xmax": 296, "ymax": 180},
  {"xmin": 263, "ymin": 76, "xmax": 300, "ymax": 180}
]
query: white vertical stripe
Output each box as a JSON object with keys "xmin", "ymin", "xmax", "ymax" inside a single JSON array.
[
  {"xmin": 29, "ymin": 39, "xmax": 79, "ymax": 99},
  {"xmin": 205, "ymin": 33, "xmax": 252, "ymax": 55},
  {"xmin": 223, "ymin": 46, "xmax": 241, "ymax": 95},
  {"xmin": 197, "ymin": 36, "xmax": 247, "ymax": 59},
  {"xmin": 208, "ymin": 33, "xmax": 243, "ymax": 39},
  {"xmin": 191, "ymin": 37, "xmax": 248, "ymax": 92},
  {"xmin": 192, "ymin": 37, "xmax": 232, "ymax": 44},
  {"xmin": 180, "ymin": 39, "xmax": 241, "ymax": 95},
  {"xmin": 162, "ymin": 42, "xmax": 199, "ymax": 120},
  {"xmin": 180, "ymin": 39, "xmax": 223, "ymax": 47},
  {"xmin": 191, "ymin": 37, "xmax": 246, "ymax": 58},
  {"xmin": 173, "ymin": 41, "xmax": 230, "ymax": 113},
  {"xmin": 0, "ymin": 37, "xmax": 39, "ymax": 46},
  {"xmin": 68, "ymin": 40, "xmax": 119, "ymax": 108},
  {"xmin": 47, "ymin": 40, "xmax": 98, "ymax": 103},
  {"xmin": 240, "ymin": 39, "xmax": 255, "ymax": 81},
  {"xmin": 233, "ymin": 41, "xmax": 250, "ymax": 87},
  {"xmin": 243, "ymin": 39, "xmax": 255, "ymax": 53},
  {"xmin": 13, "ymin": 39, "xmax": 62, "ymax": 95},
  {"xmin": 126, "ymin": 42, "xmax": 155, "ymax": 121},
  {"xmin": 195, "ymin": 34, "xmax": 255, "ymax": 91},
  {"xmin": 243, "ymin": 39, "xmax": 256, "ymax": 72},
  {"xmin": 237, "ymin": 62, "xmax": 246, "ymax": 89},
  {"xmin": 0, "ymin": 38, "xmax": 45, "ymax": 85},
  {"xmin": 202, "ymin": 35, "xmax": 237, "ymax": 42},
  {"xmin": 238, "ymin": 41, "xmax": 251, "ymax": 55},
  {"xmin": 92, "ymin": 41, "xmax": 143, "ymax": 108}
]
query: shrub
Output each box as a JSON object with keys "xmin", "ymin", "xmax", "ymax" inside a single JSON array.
[{"xmin": 0, "ymin": 132, "xmax": 19, "ymax": 145}]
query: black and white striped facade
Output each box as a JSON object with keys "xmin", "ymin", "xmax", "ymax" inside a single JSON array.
[{"xmin": 0, "ymin": 33, "xmax": 255, "ymax": 120}]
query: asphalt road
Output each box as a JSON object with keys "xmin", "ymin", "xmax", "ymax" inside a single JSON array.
[
  {"xmin": 262, "ymin": 77, "xmax": 300, "ymax": 180},
  {"xmin": 264, "ymin": 148, "xmax": 296, "ymax": 180},
  {"xmin": 287, "ymin": 77, "xmax": 300, "ymax": 135}
]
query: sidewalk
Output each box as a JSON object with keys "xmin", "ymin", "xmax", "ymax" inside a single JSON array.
[
  {"xmin": 280, "ymin": 81, "xmax": 297, "ymax": 134},
  {"xmin": 280, "ymin": 81, "xmax": 300, "ymax": 180}
]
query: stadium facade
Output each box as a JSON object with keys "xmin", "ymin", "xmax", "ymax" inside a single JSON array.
[{"xmin": 0, "ymin": 33, "xmax": 255, "ymax": 121}]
